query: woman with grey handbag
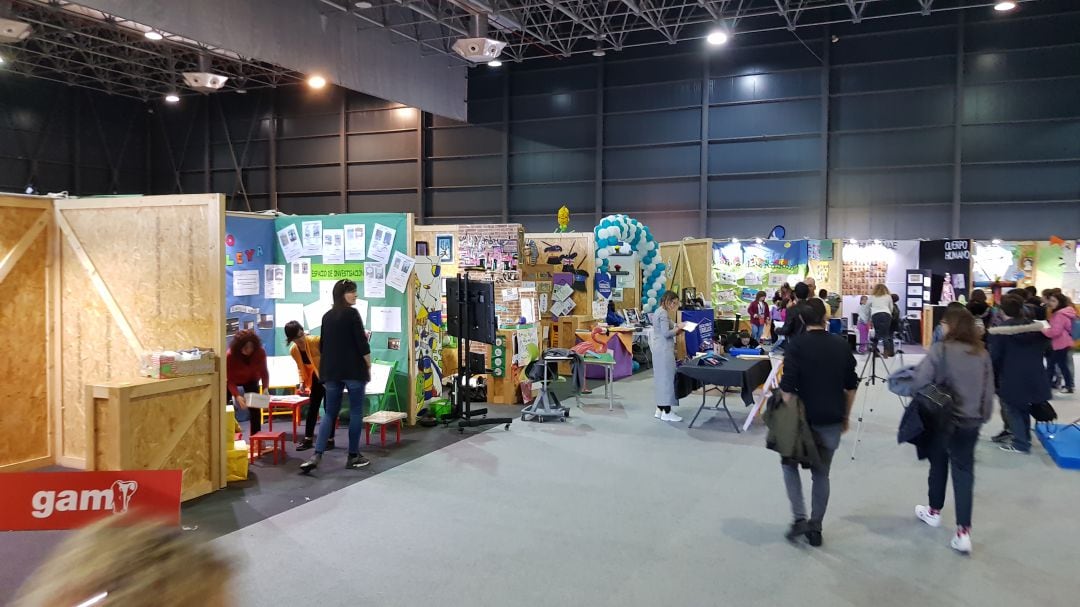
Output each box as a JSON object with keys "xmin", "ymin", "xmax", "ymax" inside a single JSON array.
[{"xmin": 907, "ymin": 308, "xmax": 995, "ymax": 555}]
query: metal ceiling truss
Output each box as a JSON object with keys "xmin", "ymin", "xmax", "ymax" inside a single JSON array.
[
  {"xmin": 315, "ymin": 0, "xmax": 1028, "ymax": 63},
  {"xmin": 0, "ymin": 0, "xmax": 306, "ymax": 101}
]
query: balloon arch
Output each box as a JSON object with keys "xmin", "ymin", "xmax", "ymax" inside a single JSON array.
[{"xmin": 593, "ymin": 214, "xmax": 667, "ymax": 313}]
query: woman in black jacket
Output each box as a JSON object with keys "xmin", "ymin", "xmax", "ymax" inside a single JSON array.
[
  {"xmin": 988, "ymin": 295, "xmax": 1052, "ymax": 455},
  {"xmin": 301, "ymin": 279, "xmax": 373, "ymax": 472}
]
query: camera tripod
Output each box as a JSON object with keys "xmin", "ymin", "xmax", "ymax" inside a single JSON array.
[{"xmin": 850, "ymin": 339, "xmax": 905, "ymax": 461}]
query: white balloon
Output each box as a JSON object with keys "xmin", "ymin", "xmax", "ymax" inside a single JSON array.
[{"xmin": 597, "ymin": 249, "xmax": 610, "ymax": 259}]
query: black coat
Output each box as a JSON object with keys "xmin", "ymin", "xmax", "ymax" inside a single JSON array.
[
  {"xmin": 988, "ymin": 320, "xmax": 1051, "ymax": 405},
  {"xmin": 318, "ymin": 306, "xmax": 372, "ymax": 383}
]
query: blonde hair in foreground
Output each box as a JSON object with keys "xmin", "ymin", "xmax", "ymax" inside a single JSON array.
[{"xmin": 14, "ymin": 519, "xmax": 232, "ymax": 607}]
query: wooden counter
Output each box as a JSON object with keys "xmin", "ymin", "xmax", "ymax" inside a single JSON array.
[{"xmin": 85, "ymin": 371, "xmax": 224, "ymax": 501}]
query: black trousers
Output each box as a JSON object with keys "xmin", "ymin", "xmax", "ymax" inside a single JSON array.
[
  {"xmin": 926, "ymin": 425, "xmax": 979, "ymax": 528},
  {"xmin": 303, "ymin": 376, "xmax": 326, "ymax": 439},
  {"xmin": 871, "ymin": 312, "xmax": 894, "ymax": 356}
]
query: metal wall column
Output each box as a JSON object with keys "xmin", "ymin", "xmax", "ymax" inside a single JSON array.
[
  {"xmin": 203, "ymin": 96, "xmax": 211, "ymax": 193},
  {"xmin": 951, "ymin": 13, "xmax": 965, "ymax": 238},
  {"xmin": 819, "ymin": 28, "xmax": 831, "ymax": 238},
  {"xmin": 340, "ymin": 91, "xmax": 348, "ymax": 213},
  {"xmin": 269, "ymin": 88, "xmax": 278, "ymax": 211},
  {"xmin": 417, "ymin": 111, "xmax": 427, "ymax": 224},
  {"xmin": 595, "ymin": 57, "xmax": 604, "ymax": 225},
  {"xmin": 699, "ymin": 47, "xmax": 709, "ymax": 236},
  {"xmin": 501, "ymin": 69, "xmax": 510, "ymax": 223}
]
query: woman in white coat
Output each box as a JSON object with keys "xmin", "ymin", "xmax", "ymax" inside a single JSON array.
[{"xmin": 651, "ymin": 291, "xmax": 685, "ymax": 422}]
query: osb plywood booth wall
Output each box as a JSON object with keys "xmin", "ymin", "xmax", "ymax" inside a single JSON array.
[
  {"xmin": 661, "ymin": 239, "xmax": 714, "ymax": 302},
  {"xmin": 523, "ymin": 232, "xmax": 596, "ymax": 320},
  {"xmin": 54, "ymin": 195, "xmax": 225, "ymax": 469},
  {"xmin": 0, "ymin": 195, "xmax": 52, "ymax": 471}
]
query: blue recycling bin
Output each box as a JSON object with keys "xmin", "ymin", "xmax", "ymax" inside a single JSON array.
[{"xmin": 681, "ymin": 308, "xmax": 715, "ymax": 355}]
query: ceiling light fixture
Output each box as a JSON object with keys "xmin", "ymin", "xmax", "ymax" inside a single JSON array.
[
  {"xmin": 731, "ymin": 237, "xmax": 739, "ymax": 243},
  {"xmin": 354, "ymin": 1, "xmax": 374, "ymax": 8},
  {"xmin": 755, "ymin": 237, "xmax": 763, "ymax": 244},
  {"xmin": 164, "ymin": 93, "xmax": 180, "ymax": 103},
  {"xmin": 144, "ymin": 31, "xmax": 163, "ymax": 41},
  {"xmin": 706, "ymin": 30, "xmax": 729, "ymax": 46},
  {"xmin": 487, "ymin": 59, "xmax": 502, "ymax": 67},
  {"xmin": 992, "ymin": 238, "xmax": 1003, "ymax": 245},
  {"xmin": 0, "ymin": 55, "xmax": 5, "ymax": 65},
  {"xmin": 873, "ymin": 239, "xmax": 882, "ymax": 245},
  {"xmin": 994, "ymin": 1, "xmax": 1017, "ymax": 11},
  {"xmin": 849, "ymin": 238, "xmax": 858, "ymax": 245},
  {"xmin": 307, "ymin": 74, "xmax": 327, "ymax": 89}
]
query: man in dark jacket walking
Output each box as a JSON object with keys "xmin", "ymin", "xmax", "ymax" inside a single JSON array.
[
  {"xmin": 778, "ymin": 299, "xmax": 859, "ymax": 547},
  {"xmin": 989, "ymin": 295, "xmax": 1052, "ymax": 454}
]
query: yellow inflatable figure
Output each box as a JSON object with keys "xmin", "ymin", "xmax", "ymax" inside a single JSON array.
[{"xmin": 556, "ymin": 205, "xmax": 571, "ymax": 233}]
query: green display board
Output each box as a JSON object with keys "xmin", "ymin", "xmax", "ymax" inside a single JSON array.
[{"xmin": 272, "ymin": 213, "xmax": 410, "ymax": 406}]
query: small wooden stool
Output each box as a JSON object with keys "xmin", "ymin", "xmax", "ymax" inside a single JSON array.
[
  {"xmin": 363, "ymin": 411, "xmax": 407, "ymax": 447},
  {"xmin": 249, "ymin": 430, "xmax": 287, "ymax": 464}
]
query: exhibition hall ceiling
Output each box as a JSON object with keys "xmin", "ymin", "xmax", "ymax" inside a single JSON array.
[
  {"xmin": 316, "ymin": 0, "xmax": 1036, "ymax": 62},
  {"xmin": 0, "ymin": 0, "xmax": 306, "ymax": 100}
]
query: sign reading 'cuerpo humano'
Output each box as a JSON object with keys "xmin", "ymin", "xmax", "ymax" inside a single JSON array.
[{"xmin": 943, "ymin": 240, "xmax": 970, "ymax": 260}]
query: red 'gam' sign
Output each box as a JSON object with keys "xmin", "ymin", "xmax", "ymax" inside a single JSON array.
[{"xmin": 0, "ymin": 470, "xmax": 182, "ymax": 531}]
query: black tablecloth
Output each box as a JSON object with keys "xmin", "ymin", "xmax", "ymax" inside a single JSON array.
[{"xmin": 676, "ymin": 359, "xmax": 772, "ymax": 406}]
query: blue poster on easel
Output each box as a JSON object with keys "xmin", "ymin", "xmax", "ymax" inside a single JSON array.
[{"xmin": 224, "ymin": 214, "xmax": 276, "ymax": 354}]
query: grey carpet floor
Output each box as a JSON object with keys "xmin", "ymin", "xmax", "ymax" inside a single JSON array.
[{"xmin": 214, "ymin": 353, "xmax": 1080, "ymax": 607}]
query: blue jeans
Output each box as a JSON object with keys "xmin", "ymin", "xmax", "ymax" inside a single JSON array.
[
  {"xmin": 1004, "ymin": 400, "xmax": 1031, "ymax": 452},
  {"xmin": 751, "ymin": 323, "xmax": 764, "ymax": 342},
  {"xmin": 316, "ymin": 380, "xmax": 366, "ymax": 456}
]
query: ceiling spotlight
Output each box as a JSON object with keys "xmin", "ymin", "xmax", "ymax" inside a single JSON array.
[
  {"xmin": 731, "ymin": 237, "xmax": 739, "ymax": 243},
  {"xmin": 849, "ymin": 238, "xmax": 858, "ymax": 245},
  {"xmin": 0, "ymin": 55, "xmax": 5, "ymax": 65},
  {"xmin": 992, "ymin": 238, "xmax": 1003, "ymax": 245},
  {"xmin": 994, "ymin": 1, "xmax": 1017, "ymax": 11},
  {"xmin": 164, "ymin": 93, "xmax": 180, "ymax": 103},
  {"xmin": 592, "ymin": 48, "xmax": 605, "ymax": 57},
  {"xmin": 873, "ymin": 239, "xmax": 882, "ymax": 245},
  {"xmin": 307, "ymin": 74, "xmax": 327, "ymax": 89},
  {"xmin": 706, "ymin": 30, "xmax": 729, "ymax": 46},
  {"xmin": 754, "ymin": 237, "xmax": 763, "ymax": 244},
  {"xmin": 487, "ymin": 59, "xmax": 503, "ymax": 67},
  {"xmin": 354, "ymin": 1, "xmax": 374, "ymax": 8},
  {"xmin": 144, "ymin": 31, "xmax": 164, "ymax": 41}
]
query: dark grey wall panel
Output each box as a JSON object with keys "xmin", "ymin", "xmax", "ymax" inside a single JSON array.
[
  {"xmin": 605, "ymin": 109, "xmax": 700, "ymax": 146},
  {"xmin": 511, "ymin": 91, "xmax": 596, "ymax": 120},
  {"xmin": 429, "ymin": 157, "xmax": 502, "ymax": 187},
  {"xmin": 349, "ymin": 161, "xmax": 416, "ymax": 191},
  {"xmin": 709, "ymin": 99, "xmax": 820, "ymax": 139},
  {"xmin": 280, "ymin": 113, "xmax": 338, "ymax": 138},
  {"xmin": 509, "ymin": 184, "xmax": 594, "ymax": 215},
  {"xmin": 603, "ymin": 180, "xmax": 698, "ymax": 212},
  {"xmin": 277, "ymin": 196, "xmax": 341, "ymax": 215},
  {"xmin": 709, "ymin": 69, "xmax": 820, "ymax": 104},
  {"xmin": 966, "ymin": 45, "xmax": 1080, "ymax": 84},
  {"xmin": 831, "ymin": 129, "xmax": 954, "ymax": 168},
  {"xmin": 428, "ymin": 187, "xmax": 502, "ymax": 218},
  {"xmin": 828, "ymin": 203, "xmax": 952, "ymax": 240},
  {"xmin": 830, "ymin": 27, "xmax": 955, "ymax": 64},
  {"xmin": 831, "ymin": 56, "xmax": 954, "ymax": 94},
  {"xmin": 278, "ymin": 166, "xmax": 338, "ymax": 193},
  {"xmin": 278, "ymin": 137, "xmax": 339, "ymax": 165},
  {"xmin": 831, "ymin": 89, "xmax": 954, "ymax": 131},
  {"xmin": 962, "ymin": 163, "xmax": 1080, "ymax": 203},
  {"xmin": 605, "ymin": 146, "xmax": 699, "ymax": 180},
  {"xmin": 511, "ymin": 151, "xmax": 595, "ymax": 183},
  {"xmin": 513, "ymin": 66, "xmax": 595, "ymax": 95},
  {"xmin": 348, "ymin": 108, "xmax": 420, "ymax": 133},
  {"xmin": 348, "ymin": 193, "xmax": 417, "ymax": 213},
  {"xmin": 511, "ymin": 118, "xmax": 595, "ymax": 153},
  {"xmin": 959, "ymin": 202, "xmax": 1080, "ymax": 240},
  {"xmin": 466, "ymin": 99, "xmax": 503, "ymax": 124},
  {"xmin": 709, "ymin": 174, "xmax": 822, "ymax": 209},
  {"xmin": 431, "ymin": 125, "xmax": 502, "ymax": 157},
  {"xmin": 829, "ymin": 167, "xmax": 953, "ymax": 207},
  {"xmin": 709, "ymin": 43, "xmax": 821, "ymax": 76},
  {"xmin": 709, "ymin": 137, "xmax": 820, "ymax": 174},
  {"xmin": 966, "ymin": 7, "xmax": 1080, "ymax": 52},
  {"xmin": 607, "ymin": 55, "xmax": 703, "ymax": 87},
  {"xmin": 347, "ymin": 131, "xmax": 417, "ymax": 161},
  {"xmin": 607, "ymin": 81, "xmax": 701, "ymax": 113},
  {"xmin": 707, "ymin": 209, "xmax": 820, "ymax": 240},
  {"xmin": 964, "ymin": 78, "xmax": 1080, "ymax": 124},
  {"xmin": 962, "ymin": 121, "xmax": 1080, "ymax": 163}
]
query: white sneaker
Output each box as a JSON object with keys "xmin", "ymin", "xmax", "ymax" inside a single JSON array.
[
  {"xmin": 655, "ymin": 408, "xmax": 663, "ymax": 419},
  {"xmin": 916, "ymin": 505, "xmax": 942, "ymax": 528},
  {"xmin": 660, "ymin": 411, "xmax": 683, "ymax": 422},
  {"xmin": 950, "ymin": 529, "xmax": 972, "ymax": 554}
]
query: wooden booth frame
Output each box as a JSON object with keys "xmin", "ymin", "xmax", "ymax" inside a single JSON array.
[{"xmin": 0, "ymin": 193, "xmax": 227, "ymax": 500}]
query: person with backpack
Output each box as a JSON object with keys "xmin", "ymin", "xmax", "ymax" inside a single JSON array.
[
  {"xmin": 908, "ymin": 308, "xmax": 994, "ymax": 555},
  {"xmin": 988, "ymin": 295, "xmax": 1052, "ymax": 454}
]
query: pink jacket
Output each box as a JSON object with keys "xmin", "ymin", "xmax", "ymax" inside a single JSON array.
[{"xmin": 1043, "ymin": 306, "xmax": 1077, "ymax": 351}]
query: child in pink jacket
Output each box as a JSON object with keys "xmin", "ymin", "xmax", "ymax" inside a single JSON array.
[{"xmin": 1042, "ymin": 293, "xmax": 1076, "ymax": 394}]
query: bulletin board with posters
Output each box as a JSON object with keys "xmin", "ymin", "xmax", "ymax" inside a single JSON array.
[
  {"xmin": 271, "ymin": 213, "xmax": 414, "ymax": 415},
  {"xmin": 711, "ymin": 240, "xmax": 808, "ymax": 315},
  {"xmin": 224, "ymin": 213, "xmax": 277, "ymax": 353}
]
